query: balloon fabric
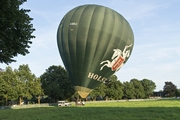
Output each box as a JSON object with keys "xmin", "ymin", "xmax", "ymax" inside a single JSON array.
[{"xmin": 57, "ymin": 4, "xmax": 134, "ymax": 98}]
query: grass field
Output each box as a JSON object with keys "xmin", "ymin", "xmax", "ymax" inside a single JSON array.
[{"xmin": 0, "ymin": 99, "xmax": 180, "ymax": 120}]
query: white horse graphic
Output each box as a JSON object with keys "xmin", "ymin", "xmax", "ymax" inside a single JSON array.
[{"xmin": 100, "ymin": 44, "xmax": 132, "ymax": 71}]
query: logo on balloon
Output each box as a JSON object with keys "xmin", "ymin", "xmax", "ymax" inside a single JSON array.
[
  {"xmin": 100, "ymin": 44, "xmax": 132, "ymax": 71},
  {"xmin": 70, "ymin": 22, "xmax": 77, "ymax": 25},
  {"xmin": 87, "ymin": 72, "xmax": 107, "ymax": 82}
]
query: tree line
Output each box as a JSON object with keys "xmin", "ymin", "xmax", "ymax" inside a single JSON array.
[
  {"xmin": 40, "ymin": 65, "xmax": 156, "ymax": 101},
  {"xmin": 0, "ymin": 65, "xmax": 179, "ymax": 106},
  {"xmin": 0, "ymin": 65, "xmax": 43, "ymax": 106},
  {"xmin": 89, "ymin": 75, "xmax": 156, "ymax": 100}
]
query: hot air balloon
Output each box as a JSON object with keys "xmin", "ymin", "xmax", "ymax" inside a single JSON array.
[{"xmin": 57, "ymin": 4, "xmax": 134, "ymax": 98}]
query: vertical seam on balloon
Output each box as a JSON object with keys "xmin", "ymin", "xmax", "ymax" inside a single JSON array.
[
  {"xmin": 126, "ymin": 23, "xmax": 134, "ymax": 63},
  {"xmin": 61, "ymin": 9, "xmax": 75, "ymax": 84},
  {"xmin": 105, "ymin": 13, "xmax": 124, "ymax": 76},
  {"xmin": 120, "ymin": 18, "xmax": 133, "ymax": 64},
  {"xmin": 59, "ymin": 17, "xmax": 69, "ymax": 73},
  {"xmin": 58, "ymin": 19, "xmax": 64, "ymax": 61},
  {"xmin": 103, "ymin": 11, "xmax": 121, "ymax": 77},
  {"xmin": 68, "ymin": 7, "xmax": 81, "ymax": 85},
  {"xmin": 87, "ymin": 6, "xmax": 108, "ymax": 87},
  {"xmin": 57, "ymin": 20, "xmax": 63, "ymax": 61},
  {"xmin": 82, "ymin": 5, "xmax": 102, "ymax": 88},
  {"xmin": 60, "ymin": 15, "xmax": 70, "ymax": 74},
  {"xmin": 75, "ymin": 5, "xmax": 89, "ymax": 86},
  {"xmin": 81, "ymin": 5, "xmax": 96, "ymax": 87},
  {"xmin": 120, "ymin": 17, "xmax": 128, "ymax": 66},
  {"xmin": 101, "ymin": 9, "xmax": 116, "ymax": 62},
  {"xmin": 89, "ymin": 6, "xmax": 105, "ymax": 70},
  {"xmin": 118, "ymin": 13, "xmax": 124, "ymax": 49}
]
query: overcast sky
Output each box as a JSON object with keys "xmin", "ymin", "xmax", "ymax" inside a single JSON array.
[{"xmin": 1, "ymin": 0, "xmax": 180, "ymax": 91}]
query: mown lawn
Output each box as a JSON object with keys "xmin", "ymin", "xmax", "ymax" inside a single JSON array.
[{"xmin": 0, "ymin": 99, "xmax": 180, "ymax": 120}]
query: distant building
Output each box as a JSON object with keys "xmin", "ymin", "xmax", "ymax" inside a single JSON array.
[{"xmin": 153, "ymin": 91, "xmax": 164, "ymax": 97}]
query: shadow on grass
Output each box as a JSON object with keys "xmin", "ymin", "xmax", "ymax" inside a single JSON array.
[{"xmin": 0, "ymin": 106, "xmax": 180, "ymax": 120}]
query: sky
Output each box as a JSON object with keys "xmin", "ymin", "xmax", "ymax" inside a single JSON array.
[{"xmin": 1, "ymin": 0, "xmax": 180, "ymax": 91}]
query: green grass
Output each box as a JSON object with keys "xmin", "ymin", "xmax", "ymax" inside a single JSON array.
[{"xmin": 0, "ymin": 99, "xmax": 180, "ymax": 120}]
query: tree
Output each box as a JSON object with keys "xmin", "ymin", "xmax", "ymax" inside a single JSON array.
[
  {"xmin": 0, "ymin": 66, "xmax": 17, "ymax": 105},
  {"xmin": 123, "ymin": 81, "xmax": 135, "ymax": 99},
  {"xmin": 130, "ymin": 79, "xmax": 145, "ymax": 99},
  {"xmin": 40, "ymin": 65, "xmax": 75, "ymax": 102},
  {"xmin": 105, "ymin": 75, "xmax": 124, "ymax": 100},
  {"xmin": 89, "ymin": 83, "xmax": 106, "ymax": 101},
  {"xmin": 30, "ymin": 78, "xmax": 44, "ymax": 104},
  {"xmin": 163, "ymin": 81, "xmax": 178, "ymax": 97},
  {"xmin": 177, "ymin": 89, "xmax": 180, "ymax": 97},
  {"xmin": 0, "ymin": 0, "xmax": 35, "ymax": 64},
  {"xmin": 141, "ymin": 79, "xmax": 156, "ymax": 98},
  {"xmin": 14, "ymin": 64, "xmax": 44, "ymax": 104},
  {"xmin": 0, "ymin": 65, "xmax": 43, "ymax": 105}
]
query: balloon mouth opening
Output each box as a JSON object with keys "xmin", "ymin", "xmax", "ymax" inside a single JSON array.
[{"xmin": 74, "ymin": 86, "xmax": 92, "ymax": 98}]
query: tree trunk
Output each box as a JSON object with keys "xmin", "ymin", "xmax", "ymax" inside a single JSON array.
[
  {"xmin": 19, "ymin": 97, "xmax": 22, "ymax": 105},
  {"xmin": 6, "ymin": 94, "xmax": 8, "ymax": 106},
  {"xmin": 93, "ymin": 97, "xmax": 96, "ymax": 101},
  {"xmin": 38, "ymin": 96, "xmax": 40, "ymax": 104}
]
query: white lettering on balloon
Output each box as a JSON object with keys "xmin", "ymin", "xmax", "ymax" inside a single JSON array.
[
  {"xmin": 88, "ymin": 72, "xmax": 107, "ymax": 82},
  {"xmin": 70, "ymin": 22, "xmax": 77, "ymax": 25}
]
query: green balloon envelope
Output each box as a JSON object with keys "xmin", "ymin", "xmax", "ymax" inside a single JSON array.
[{"xmin": 57, "ymin": 4, "xmax": 134, "ymax": 98}]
